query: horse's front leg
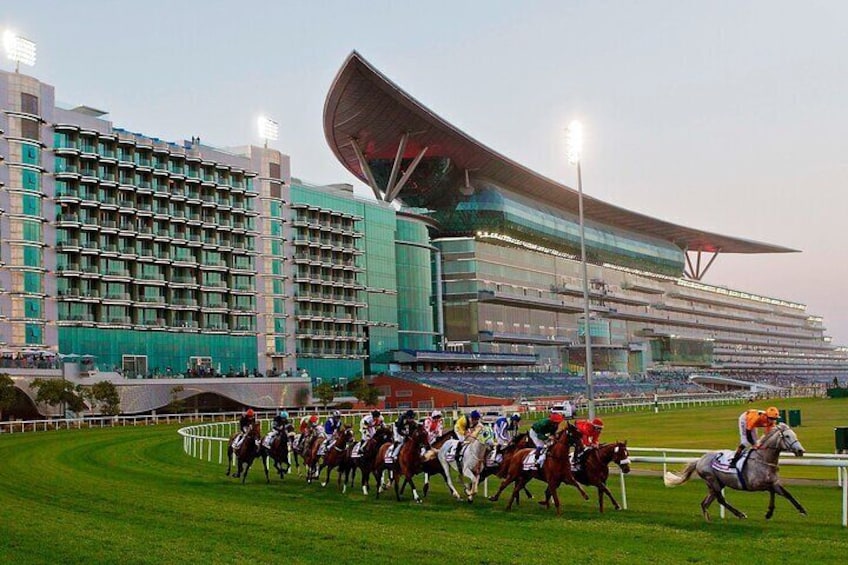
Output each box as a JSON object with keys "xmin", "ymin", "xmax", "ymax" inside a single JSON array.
[
  {"xmin": 489, "ymin": 473, "xmax": 517, "ymax": 503},
  {"xmin": 262, "ymin": 454, "xmax": 270, "ymax": 484},
  {"xmin": 506, "ymin": 476, "xmax": 527, "ymax": 511},
  {"xmin": 225, "ymin": 448, "xmax": 233, "ymax": 476},
  {"xmin": 774, "ymin": 483, "xmax": 807, "ymax": 516},
  {"xmin": 548, "ymin": 481, "xmax": 562, "ymax": 516},
  {"xmin": 321, "ymin": 463, "xmax": 332, "ymax": 488},
  {"xmin": 564, "ymin": 474, "xmax": 589, "ymax": 501},
  {"xmin": 408, "ymin": 475, "xmax": 422, "ymax": 503},
  {"xmin": 598, "ymin": 482, "xmax": 621, "ymax": 511},
  {"xmin": 765, "ymin": 488, "xmax": 776, "ymax": 520}
]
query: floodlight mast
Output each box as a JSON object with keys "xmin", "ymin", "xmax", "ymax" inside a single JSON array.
[
  {"xmin": 3, "ymin": 31, "xmax": 37, "ymax": 72},
  {"xmin": 566, "ymin": 120, "xmax": 595, "ymax": 420},
  {"xmin": 257, "ymin": 116, "xmax": 279, "ymax": 148}
]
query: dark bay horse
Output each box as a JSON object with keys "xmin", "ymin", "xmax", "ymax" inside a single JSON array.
[
  {"xmin": 480, "ymin": 432, "xmax": 535, "ymax": 502},
  {"xmin": 572, "ymin": 441, "xmax": 631, "ymax": 512},
  {"xmin": 260, "ymin": 429, "xmax": 292, "ymax": 483},
  {"xmin": 350, "ymin": 426, "xmax": 393, "ymax": 495},
  {"xmin": 226, "ymin": 421, "xmax": 262, "ymax": 484},
  {"xmin": 317, "ymin": 425, "xmax": 356, "ymax": 492},
  {"xmin": 489, "ymin": 424, "xmax": 588, "ymax": 515},
  {"xmin": 664, "ymin": 423, "xmax": 806, "ymax": 521},
  {"xmin": 394, "ymin": 424, "xmax": 432, "ymax": 503}
]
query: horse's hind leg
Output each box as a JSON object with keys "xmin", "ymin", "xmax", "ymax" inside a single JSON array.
[
  {"xmin": 774, "ymin": 484, "xmax": 807, "ymax": 516},
  {"xmin": 488, "ymin": 475, "xmax": 516, "ymax": 502},
  {"xmin": 713, "ymin": 486, "xmax": 746, "ymax": 519},
  {"xmin": 700, "ymin": 490, "xmax": 716, "ymax": 522},
  {"xmin": 262, "ymin": 455, "xmax": 270, "ymax": 484}
]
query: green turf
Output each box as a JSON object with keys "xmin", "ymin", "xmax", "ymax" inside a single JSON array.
[{"xmin": 1, "ymin": 397, "xmax": 846, "ymax": 564}]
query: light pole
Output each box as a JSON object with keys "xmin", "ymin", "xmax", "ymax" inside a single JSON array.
[{"xmin": 567, "ymin": 121, "xmax": 595, "ymax": 420}]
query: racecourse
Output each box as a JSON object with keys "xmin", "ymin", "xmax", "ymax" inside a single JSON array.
[{"xmin": 1, "ymin": 398, "xmax": 846, "ymax": 564}]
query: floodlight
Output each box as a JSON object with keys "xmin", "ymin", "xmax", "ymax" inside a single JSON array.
[
  {"xmin": 566, "ymin": 120, "xmax": 583, "ymax": 165},
  {"xmin": 257, "ymin": 116, "xmax": 279, "ymax": 141},
  {"xmin": 3, "ymin": 31, "xmax": 37, "ymax": 68}
]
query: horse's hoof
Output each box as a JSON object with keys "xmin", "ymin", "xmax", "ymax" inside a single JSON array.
[
  {"xmin": 488, "ymin": 496, "xmax": 498, "ymax": 503},
  {"xmin": 739, "ymin": 513, "xmax": 747, "ymax": 520},
  {"xmin": 321, "ymin": 482, "xmax": 327, "ymax": 488}
]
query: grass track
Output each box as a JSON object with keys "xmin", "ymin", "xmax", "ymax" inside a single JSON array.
[{"xmin": 1, "ymin": 398, "xmax": 846, "ymax": 564}]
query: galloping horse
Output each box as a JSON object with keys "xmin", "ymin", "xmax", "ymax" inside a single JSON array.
[
  {"xmin": 489, "ymin": 423, "xmax": 588, "ymax": 515},
  {"xmin": 480, "ymin": 431, "xmax": 535, "ymax": 502},
  {"xmin": 316, "ymin": 425, "xmax": 356, "ymax": 492},
  {"xmin": 572, "ymin": 441, "xmax": 631, "ymax": 512},
  {"xmin": 226, "ymin": 421, "xmax": 262, "ymax": 484},
  {"xmin": 420, "ymin": 430, "xmax": 455, "ymax": 498},
  {"xmin": 260, "ymin": 426, "xmax": 293, "ymax": 482},
  {"xmin": 350, "ymin": 426, "xmax": 393, "ymax": 495},
  {"xmin": 437, "ymin": 426, "xmax": 494, "ymax": 502},
  {"xmin": 664, "ymin": 422, "xmax": 806, "ymax": 521},
  {"xmin": 375, "ymin": 424, "xmax": 431, "ymax": 502}
]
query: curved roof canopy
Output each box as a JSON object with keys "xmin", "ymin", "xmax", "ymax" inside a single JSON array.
[{"xmin": 324, "ymin": 51, "xmax": 796, "ymax": 254}]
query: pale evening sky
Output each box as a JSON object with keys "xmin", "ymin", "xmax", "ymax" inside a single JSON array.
[{"xmin": 4, "ymin": 1, "xmax": 847, "ymax": 345}]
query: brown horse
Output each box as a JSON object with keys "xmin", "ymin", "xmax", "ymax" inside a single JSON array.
[
  {"xmin": 226, "ymin": 421, "xmax": 262, "ymax": 484},
  {"xmin": 571, "ymin": 441, "xmax": 631, "ymax": 512},
  {"xmin": 301, "ymin": 432, "xmax": 325, "ymax": 484},
  {"xmin": 420, "ymin": 430, "xmax": 455, "ymax": 498},
  {"xmin": 393, "ymin": 424, "xmax": 432, "ymax": 503},
  {"xmin": 350, "ymin": 426, "xmax": 393, "ymax": 495},
  {"xmin": 260, "ymin": 428, "xmax": 292, "ymax": 483},
  {"xmin": 316, "ymin": 425, "xmax": 356, "ymax": 492},
  {"xmin": 488, "ymin": 424, "xmax": 588, "ymax": 515}
]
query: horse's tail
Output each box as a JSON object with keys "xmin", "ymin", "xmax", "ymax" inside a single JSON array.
[{"xmin": 664, "ymin": 461, "xmax": 697, "ymax": 487}]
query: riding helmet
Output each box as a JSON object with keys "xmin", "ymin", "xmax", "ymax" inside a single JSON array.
[
  {"xmin": 332, "ymin": 410, "xmax": 341, "ymax": 418},
  {"xmin": 309, "ymin": 414, "xmax": 318, "ymax": 423},
  {"xmin": 510, "ymin": 412, "xmax": 521, "ymax": 421},
  {"xmin": 279, "ymin": 410, "xmax": 289, "ymax": 419},
  {"xmin": 470, "ymin": 410, "xmax": 481, "ymax": 420},
  {"xmin": 404, "ymin": 409, "xmax": 415, "ymax": 419},
  {"xmin": 246, "ymin": 408, "xmax": 255, "ymax": 418},
  {"xmin": 431, "ymin": 410, "xmax": 442, "ymax": 419},
  {"xmin": 766, "ymin": 406, "xmax": 779, "ymax": 419},
  {"xmin": 550, "ymin": 413, "xmax": 564, "ymax": 424},
  {"xmin": 592, "ymin": 417, "xmax": 605, "ymax": 429},
  {"xmin": 371, "ymin": 410, "xmax": 381, "ymax": 418}
]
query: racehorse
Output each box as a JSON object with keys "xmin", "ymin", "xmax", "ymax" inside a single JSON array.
[
  {"xmin": 480, "ymin": 431, "xmax": 535, "ymax": 502},
  {"xmin": 421, "ymin": 430, "xmax": 455, "ymax": 498},
  {"xmin": 316, "ymin": 425, "xmax": 356, "ymax": 492},
  {"xmin": 437, "ymin": 426, "xmax": 494, "ymax": 502},
  {"xmin": 664, "ymin": 422, "xmax": 806, "ymax": 521},
  {"xmin": 260, "ymin": 427, "xmax": 292, "ymax": 482},
  {"xmin": 571, "ymin": 441, "xmax": 631, "ymax": 512},
  {"xmin": 226, "ymin": 421, "xmax": 262, "ymax": 484},
  {"xmin": 301, "ymin": 431, "xmax": 325, "ymax": 484},
  {"xmin": 375, "ymin": 423, "xmax": 430, "ymax": 502},
  {"xmin": 488, "ymin": 423, "xmax": 588, "ymax": 515},
  {"xmin": 349, "ymin": 426, "xmax": 393, "ymax": 495}
]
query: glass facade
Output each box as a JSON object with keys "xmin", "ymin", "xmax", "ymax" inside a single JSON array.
[{"xmin": 395, "ymin": 216, "xmax": 435, "ymax": 351}]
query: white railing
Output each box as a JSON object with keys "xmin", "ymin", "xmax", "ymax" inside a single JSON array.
[{"xmin": 620, "ymin": 447, "xmax": 848, "ymax": 527}]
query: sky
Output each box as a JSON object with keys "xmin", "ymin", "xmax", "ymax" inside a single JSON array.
[{"xmin": 4, "ymin": 1, "xmax": 847, "ymax": 345}]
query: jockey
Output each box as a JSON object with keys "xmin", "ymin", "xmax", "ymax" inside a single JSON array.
[
  {"xmin": 454, "ymin": 410, "xmax": 483, "ymax": 462},
  {"xmin": 423, "ymin": 410, "xmax": 444, "ymax": 444},
  {"xmin": 529, "ymin": 412, "xmax": 563, "ymax": 453},
  {"xmin": 359, "ymin": 409, "xmax": 383, "ymax": 441},
  {"xmin": 493, "ymin": 413, "xmax": 521, "ymax": 448},
  {"xmin": 319, "ymin": 410, "xmax": 344, "ymax": 454},
  {"xmin": 233, "ymin": 408, "xmax": 256, "ymax": 449},
  {"xmin": 575, "ymin": 417, "xmax": 604, "ymax": 448},
  {"xmin": 299, "ymin": 414, "xmax": 319, "ymax": 436},
  {"xmin": 390, "ymin": 409, "xmax": 417, "ymax": 459},
  {"xmin": 263, "ymin": 409, "xmax": 289, "ymax": 448},
  {"xmin": 730, "ymin": 406, "xmax": 780, "ymax": 466}
]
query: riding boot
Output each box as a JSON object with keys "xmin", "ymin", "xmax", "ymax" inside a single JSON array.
[{"xmin": 729, "ymin": 444, "xmax": 744, "ymax": 468}]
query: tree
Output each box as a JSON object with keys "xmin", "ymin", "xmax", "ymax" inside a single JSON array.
[
  {"xmin": 166, "ymin": 385, "xmax": 186, "ymax": 414},
  {"xmin": 314, "ymin": 382, "xmax": 335, "ymax": 407},
  {"xmin": 30, "ymin": 377, "xmax": 85, "ymax": 416},
  {"xmin": 294, "ymin": 386, "xmax": 310, "ymax": 407},
  {"xmin": 0, "ymin": 373, "xmax": 16, "ymax": 420},
  {"xmin": 88, "ymin": 381, "xmax": 121, "ymax": 416},
  {"xmin": 352, "ymin": 378, "xmax": 380, "ymax": 407}
]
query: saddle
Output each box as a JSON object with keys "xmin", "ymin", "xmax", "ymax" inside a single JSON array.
[{"xmin": 444, "ymin": 440, "xmax": 468, "ymax": 464}]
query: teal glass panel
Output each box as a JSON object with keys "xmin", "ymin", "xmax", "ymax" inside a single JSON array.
[
  {"xmin": 22, "ymin": 220, "xmax": 42, "ymax": 242},
  {"xmin": 25, "ymin": 298, "xmax": 43, "ymax": 318},
  {"xmin": 24, "ymin": 272, "xmax": 42, "ymax": 293},
  {"xmin": 25, "ymin": 324, "xmax": 43, "ymax": 345},
  {"xmin": 23, "ymin": 246, "xmax": 41, "ymax": 267},
  {"xmin": 22, "ymin": 169, "xmax": 40, "ymax": 191},
  {"xmin": 22, "ymin": 193, "xmax": 41, "ymax": 215},
  {"xmin": 274, "ymin": 317, "xmax": 286, "ymax": 333},
  {"xmin": 21, "ymin": 144, "xmax": 40, "ymax": 165}
]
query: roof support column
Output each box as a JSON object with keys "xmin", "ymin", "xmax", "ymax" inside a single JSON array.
[
  {"xmin": 684, "ymin": 249, "xmax": 721, "ymax": 280},
  {"xmin": 385, "ymin": 132, "xmax": 409, "ymax": 199},
  {"xmin": 349, "ymin": 137, "xmax": 383, "ymax": 201},
  {"xmin": 385, "ymin": 145, "xmax": 428, "ymax": 203}
]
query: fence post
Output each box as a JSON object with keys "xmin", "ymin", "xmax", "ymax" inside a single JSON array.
[{"xmin": 619, "ymin": 471, "xmax": 628, "ymax": 510}]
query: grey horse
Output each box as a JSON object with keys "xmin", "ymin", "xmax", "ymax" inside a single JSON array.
[{"xmin": 664, "ymin": 422, "xmax": 806, "ymax": 521}]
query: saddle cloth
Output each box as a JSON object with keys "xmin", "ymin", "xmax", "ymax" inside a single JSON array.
[
  {"xmin": 443, "ymin": 440, "xmax": 468, "ymax": 464},
  {"xmin": 486, "ymin": 449, "xmax": 502, "ymax": 467},
  {"xmin": 351, "ymin": 441, "xmax": 364, "ymax": 459},
  {"xmin": 711, "ymin": 449, "xmax": 749, "ymax": 474},
  {"xmin": 522, "ymin": 449, "xmax": 546, "ymax": 471}
]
